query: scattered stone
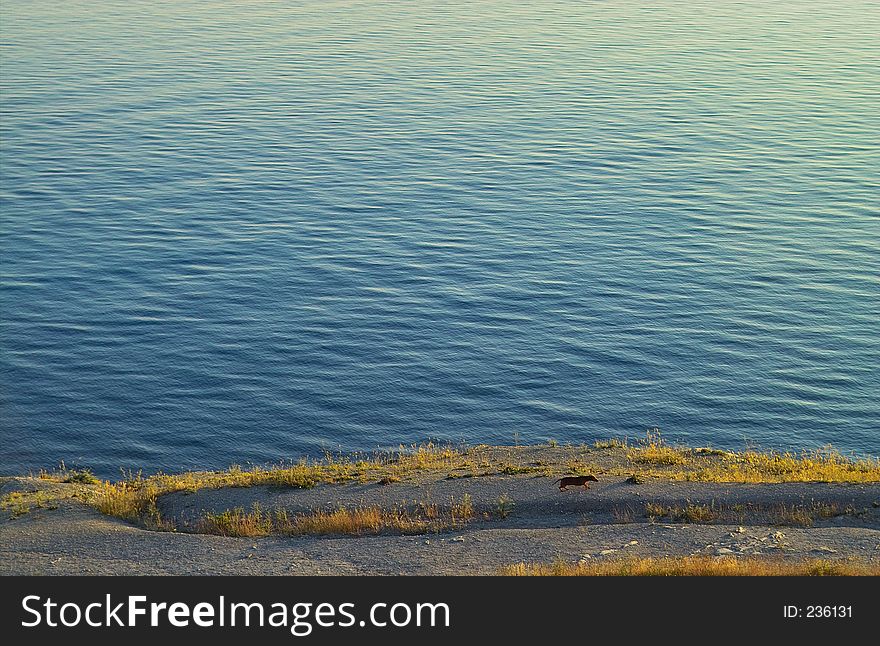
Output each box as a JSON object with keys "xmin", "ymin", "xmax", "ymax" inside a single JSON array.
[
  {"xmin": 450, "ymin": 536, "xmax": 464, "ymax": 543},
  {"xmin": 715, "ymin": 548, "xmax": 735, "ymax": 555},
  {"xmin": 626, "ymin": 540, "xmax": 639, "ymax": 546},
  {"xmin": 424, "ymin": 540, "xmax": 430, "ymax": 545},
  {"xmin": 813, "ymin": 546, "xmax": 836, "ymax": 554},
  {"xmin": 736, "ymin": 526, "xmax": 745, "ymax": 533},
  {"xmin": 599, "ymin": 549, "xmax": 616, "ymax": 556}
]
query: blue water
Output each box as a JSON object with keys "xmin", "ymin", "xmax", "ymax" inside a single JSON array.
[{"xmin": 1, "ymin": 1, "xmax": 878, "ymax": 477}]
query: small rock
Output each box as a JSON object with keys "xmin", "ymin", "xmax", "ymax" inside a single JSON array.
[
  {"xmin": 736, "ymin": 526, "xmax": 745, "ymax": 533},
  {"xmin": 813, "ymin": 546, "xmax": 836, "ymax": 554},
  {"xmin": 715, "ymin": 548, "xmax": 735, "ymax": 555},
  {"xmin": 599, "ymin": 549, "xmax": 616, "ymax": 556},
  {"xmin": 450, "ymin": 536, "xmax": 464, "ymax": 543},
  {"xmin": 627, "ymin": 540, "xmax": 639, "ymax": 546},
  {"xmin": 424, "ymin": 540, "xmax": 430, "ymax": 545},
  {"xmin": 773, "ymin": 531, "xmax": 786, "ymax": 541}
]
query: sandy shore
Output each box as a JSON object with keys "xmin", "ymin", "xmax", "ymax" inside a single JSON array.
[{"xmin": 2, "ymin": 445, "xmax": 879, "ymax": 575}]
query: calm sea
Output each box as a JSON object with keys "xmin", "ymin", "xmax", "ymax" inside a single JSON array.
[{"xmin": 1, "ymin": 1, "xmax": 878, "ymax": 476}]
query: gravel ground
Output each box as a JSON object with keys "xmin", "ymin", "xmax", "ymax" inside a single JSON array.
[{"xmin": 2, "ymin": 470, "xmax": 879, "ymax": 575}]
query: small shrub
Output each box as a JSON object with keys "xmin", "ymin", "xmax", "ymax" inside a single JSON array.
[
  {"xmin": 612, "ymin": 505, "xmax": 636, "ymax": 523},
  {"xmin": 451, "ymin": 494, "xmax": 474, "ymax": 523},
  {"xmin": 496, "ymin": 495, "xmax": 514, "ymax": 519},
  {"xmin": 63, "ymin": 469, "xmax": 101, "ymax": 485},
  {"xmin": 594, "ymin": 438, "xmax": 627, "ymax": 449}
]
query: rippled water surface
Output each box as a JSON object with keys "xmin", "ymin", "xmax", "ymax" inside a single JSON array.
[{"xmin": 1, "ymin": 1, "xmax": 878, "ymax": 475}]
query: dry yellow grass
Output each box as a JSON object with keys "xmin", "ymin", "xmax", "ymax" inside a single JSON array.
[
  {"xmin": 627, "ymin": 429, "xmax": 687, "ymax": 466},
  {"xmin": 197, "ymin": 494, "xmax": 475, "ymax": 538},
  {"xmin": 682, "ymin": 448, "xmax": 880, "ymax": 483},
  {"xmin": 284, "ymin": 506, "xmax": 440, "ymax": 536},
  {"xmin": 502, "ymin": 556, "xmax": 880, "ymax": 576},
  {"xmin": 645, "ymin": 501, "xmax": 719, "ymax": 523},
  {"xmin": 28, "ymin": 438, "xmax": 879, "ymax": 530},
  {"xmin": 642, "ymin": 500, "xmax": 857, "ymax": 526},
  {"xmin": 623, "ymin": 431, "xmax": 879, "ymax": 483},
  {"xmin": 83, "ymin": 443, "xmax": 472, "ymax": 525}
]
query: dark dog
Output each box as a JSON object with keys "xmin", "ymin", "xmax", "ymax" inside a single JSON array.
[{"xmin": 553, "ymin": 475, "xmax": 599, "ymax": 491}]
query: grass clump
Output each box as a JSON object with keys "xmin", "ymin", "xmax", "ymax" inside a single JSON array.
[
  {"xmin": 645, "ymin": 501, "xmax": 718, "ymax": 523},
  {"xmin": 35, "ymin": 462, "xmax": 101, "ymax": 486},
  {"xmin": 501, "ymin": 556, "xmax": 880, "ymax": 576},
  {"xmin": 62, "ymin": 469, "xmax": 101, "ymax": 485},
  {"xmin": 452, "ymin": 494, "xmax": 474, "ymax": 523},
  {"xmin": 198, "ymin": 505, "xmax": 275, "ymax": 537},
  {"xmin": 1, "ymin": 491, "xmax": 56, "ymax": 518},
  {"xmin": 628, "ymin": 429, "xmax": 686, "ymax": 466},
  {"xmin": 499, "ymin": 464, "xmax": 548, "ymax": 476},
  {"xmin": 612, "ymin": 505, "xmax": 637, "ymax": 523},
  {"xmin": 594, "ymin": 438, "xmax": 627, "ymax": 449},
  {"xmin": 495, "ymin": 494, "xmax": 515, "ymax": 519},
  {"xmin": 767, "ymin": 502, "xmax": 855, "ymax": 527}
]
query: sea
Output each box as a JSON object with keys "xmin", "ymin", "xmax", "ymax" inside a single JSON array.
[{"xmin": 1, "ymin": 1, "xmax": 878, "ymax": 476}]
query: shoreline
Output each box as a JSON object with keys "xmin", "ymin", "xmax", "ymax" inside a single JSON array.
[{"xmin": 2, "ymin": 441, "xmax": 879, "ymax": 575}]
